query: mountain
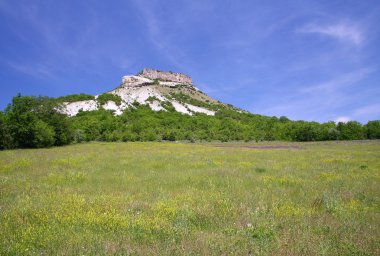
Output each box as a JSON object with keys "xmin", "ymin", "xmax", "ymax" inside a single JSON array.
[
  {"xmin": 1, "ymin": 68, "xmax": 379, "ymax": 150},
  {"xmin": 59, "ymin": 68, "xmax": 236, "ymax": 117}
]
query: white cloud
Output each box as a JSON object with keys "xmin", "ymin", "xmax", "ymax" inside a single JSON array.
[
  {"xmin": 335, "ymin": 116, "xmax": 351, "ymax": 123},
  {"xmin": 301, "ymin": 67, "xmax": 374, "ymax": 93},
  {"xmin": 253, "ymin": 68, "xmax": 374, "ymax": 122},
  {"xmin": 298, "ymin": 21, "xmax": 363, "ymax": 46},
  {"xmin": 8, "ymin": 62, "xmax": 56, "ymax": 79},
  {"xmin": 353, "ymin": 103, "xmax": 380, "ymax": 118}
]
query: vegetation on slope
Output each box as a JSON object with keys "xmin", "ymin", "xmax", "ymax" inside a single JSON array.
[
  {"xmin": 55, "ymin": 93, "xmax": 95, "ymax": 102},
  {"xmin": 0, "ymin": 141, "xmax": 379, "ymax": 254},
  {"xmin": 1, "ymin": 95, "xmax": 380, "ymax": 149},
  {"xmin": 169, "ymin": 92, "xmax": 222, "ymax": 111},
  {"xmin": 97, "ymin": 93, "xmax": 122, "ymax": 106}
]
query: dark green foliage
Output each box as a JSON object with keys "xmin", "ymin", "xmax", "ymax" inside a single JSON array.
[
  {"xmin": 146, "ymin": 96, "xmax": 159, "ymax": 103},
  {"xmin": 170, "ymin": 93, "xmax": 221, "ymax": 111},
  {"xmin": 66, "ymin": 105, "xmax": 380, "ymax": 144},
  {"xmin": 255, "ymin": 167, "xmax": 266, "ymax": 173},
  {"xmin": 364, "ymin": 120, "xmax": 380, "ymax": 139},
  {"xmin": 161, "ymin": 101, "xmax": 176, "ymax": 112},
  {"xmin": 0, "ymin": 111, "xmax": 14, "ymax": 149},
  {"xmin": 32, "ymin": 119, "xmax": 56, "ymax": 148},
  {"xmin": 1, "ymin": 95, "xmax": 72, "ymax": 149},
  {"xmin": 73, "ymin": 129, "xmax": 85, "ymax": 143},
  {"xmin": 1, "ymin": 93, "xmax": 380, "ymax": 150},
  {"xmin": 337, "ymin": 121, "xmax": 365, "ymax": 140},
  {"xmin": 153, "ymin": 78, "xmax": 160, "ymax": 85},
  {"xmin": 56, "ymin": 93, "xmax": 94, "ymax": 102},
  {"xmin": 97, "ymin": 93, "xmax": 122, "ymax": 106},
  {"xmin": 279, "ymin": 116, "xmax": 290, "ymax": 123}
]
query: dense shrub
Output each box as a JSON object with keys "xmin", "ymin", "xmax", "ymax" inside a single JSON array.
[
  {"xmin": 56, "ymin": 93, "xmax": 95, "ymax": 103},
  {"xmin": 32, "ymin": 120, "xmax": 56, "ymax": 148},
  {"xmin": 1, "ymin": 95, "xmax": 73, "ymax": 149},
  {"xmin": 364, "ymin": 120, "xmax": 380, "ymax": 139},
  {"xmin": 97, "ymin": 93, "xmax": 122, "ymax": 106},
  {"xmin": 337, "ymin": 121, "xmax": 365, "ymax": 140},
  {"xmin": 1, "ymin": 94, "xmax": 380, "ymax": 150}
]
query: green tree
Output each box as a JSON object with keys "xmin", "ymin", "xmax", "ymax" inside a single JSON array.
[
  {"xmin": 364, "ymin": 120, "xmax": 380, "ymax": 139},
  {"xmin": 5, "ymin": 95, "xmax": 72, "ymax": 148},
  {"xmin": 337, "ymin": 121, "xmax": 364, "ymax": 140},
  {"xmin": 0, "ymin": 111, "xmax": 14, "ymax": 149},
  {"xmin": 32, "ymin": 120, "xmax": 56, "ymax": 148}
]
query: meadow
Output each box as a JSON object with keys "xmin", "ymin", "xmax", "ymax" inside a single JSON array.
[{"xmin": 0, "ymin": 141, "xmax": 379, "ymax": 255}]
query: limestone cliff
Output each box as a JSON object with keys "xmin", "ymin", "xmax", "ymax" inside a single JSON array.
[
  {"xmin": 59, "ymin": 68, "xmax": 224, "ymax": 117},
  {"xmin": 138, "ymin": 68, "xmax": 192, "ymax": 84}
]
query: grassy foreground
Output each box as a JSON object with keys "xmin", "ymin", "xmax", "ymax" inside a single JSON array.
[{"xmin": 0, "ymin": 141, "xmax": 379, "ymax": 255}]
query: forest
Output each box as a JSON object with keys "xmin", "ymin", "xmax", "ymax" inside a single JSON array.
[{"xmin": 1, "ymin": 95, "xmax": 380, "ymax": 149}]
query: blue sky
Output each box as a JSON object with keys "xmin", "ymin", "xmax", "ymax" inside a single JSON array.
[{"xmin": 0, "ymin": 0, "xmax": 379, "ymax": 123}]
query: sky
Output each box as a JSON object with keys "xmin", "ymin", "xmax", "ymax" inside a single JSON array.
[{"xmin": 0, "ymin": 0, "xmax": 379, "ymax": 123}]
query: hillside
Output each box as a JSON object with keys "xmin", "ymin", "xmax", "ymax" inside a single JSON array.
[
  {"xmin": 1, "ymin": 69, "xmax": 380, "ymax": 150},
  {"xmin": 58, "ymin": 68, "xmax": 236, "ymax": 117}
]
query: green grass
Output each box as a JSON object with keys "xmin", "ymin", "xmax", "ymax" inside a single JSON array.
[{"xmin": 0, "ymin": 141, "xmax": 379, "ymax": 255}]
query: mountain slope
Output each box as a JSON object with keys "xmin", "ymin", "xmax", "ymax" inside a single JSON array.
[
  {"xmin": 2, "ymin": 68, "xmax": 377, "ymax": 151},
  {"xmin": 59, "ymin": 69, "xmax": 232, "ymax": 117}
]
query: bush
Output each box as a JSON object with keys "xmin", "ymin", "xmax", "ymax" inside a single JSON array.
[
  {"xmin": 56, "ymin": 94, "xmax": 95, "ymax": 103},
  {"xmin": 338, "ymin": 121, "xmax": 364, "ymax": 140},
  {"xmin": 73, "ymin": 129, "xmax": 85, "ymax": 143},
  {"xmin": 364, "ymin": 120, "xmax": 380, "ymax": 139},
  {"xmin": 97, "ymin": 93, "xmax": 122, "ymax": 106},
  {"xmin": 33, "ymin": 120, "xmax": 56, "ymax": 148},
  {"xmin": 0, "ymin": 112, "xmax": 14, "ymax": 149}
]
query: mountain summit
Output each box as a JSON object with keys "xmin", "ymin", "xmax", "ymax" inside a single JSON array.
[{"xmin": 59, "ymin": 68, "xmax": 226, "ymax": 117}]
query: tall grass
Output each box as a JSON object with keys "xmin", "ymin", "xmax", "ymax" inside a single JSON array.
[{"xmin": 0, "ymin": 141, "xmax": 379, "ymax": 255}]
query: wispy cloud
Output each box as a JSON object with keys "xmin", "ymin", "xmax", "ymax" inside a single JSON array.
[
  {"xmin": 8, "ymin": 62, "xmax": 57, "ymax": 80},
  {"xmin": 298, "ymin": 21, "xmax": 364, "ymax": 46},
  {"xmin": 131, "ymin": 0, "xmax": 190, "ymax": 71},
  {"xmin": 301, "ymin": 67, "xmax": 375, "ymax": 93},
  {"xmin": 253, "ymin": 67, "xmax": 375, "ymax": 121},
  {"xmin": 335, "ymin": 103, "xmax": 380, "ymax": 123},
  {"xmin": 353, "ymin": 103, "xmax": 380, "ymax": 118}
]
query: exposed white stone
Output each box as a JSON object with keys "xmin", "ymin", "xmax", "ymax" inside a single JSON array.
[
  {"xmin": 122, "ymin": 75, "xmax": 152, "ymax": 86},
  {"xmin": 61, "ymin": 100, "xmax": 98, "ymax": 116},
  {"xmin": 149, "ymin": 100, "xmax": 165, "ymax": 111},
  {"xmin": 113, "ymin": 86, "xmax": 166, "ymax": 105},
  {"xmin": 171, "ymin": 100, "xmax": 192, "ymax": 115},
  {"xmin": 102, "ymin": 101, "xmax": 123, "ymax": 115},
  {"xmin": 185, "ymin": 104, "xmax": 215, "ymax": 116},
  {"xmin": 59, "ymin": 70, "xmax": 217, "ymax": 117},
  {"xmin": 139, "ymin": 68, "xmax": 192, "ymax": 84},
  {"xmin": 159, "ymin": 81, "xmax": 179, "ymax": 87}
]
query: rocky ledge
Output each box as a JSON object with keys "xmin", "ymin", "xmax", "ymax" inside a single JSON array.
[{"xmin": 137, "ymin": 68, "xmax": 192, "ymax": 84}]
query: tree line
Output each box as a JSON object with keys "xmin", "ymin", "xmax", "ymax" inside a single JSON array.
[{"xmin": 1, "ymin": 95, "xmax": 379, "ymax": 149}]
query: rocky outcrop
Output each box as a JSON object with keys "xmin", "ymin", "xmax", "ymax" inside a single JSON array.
[
  {"xmin": 59, "ymin": 69, "xmax": 219, "ymax": 117},
  {"xmin": 138, "ymin": 68, "xmax": 192, "ymax": 84},
  {"xmin": 121, "ymin": 75, "xmax": 152, "ymax": 86}
]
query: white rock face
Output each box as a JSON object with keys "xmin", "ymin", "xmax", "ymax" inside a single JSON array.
[
  {"xmin": 59, "ymin": 70, "xmax": 217, "ymax": 117},
  {"xmin": 185, "ymin": 104, "xmax": 215, "ymax": 116},
  {"xmin": 159, "ymin": 81, "xmax": 179, "ymax": 87},
  {"xmin": 139, "ymin": 68, "xmax": 192, "ymax": 84},
  {"xmin": 171, "ymin": 100, "xmax": 192, "ymax": 115},
  {"xmin": 102, "ymin": 101, "xmax": 123, "ymax": 115},
  {"xmin": 149, "ymin": 100, "xmax": 165, "ymax": 111},
  {"xmin": 61, "ymin": 100, "xmax": 98, "ymax": 116},
  {"xmin": 122, "ymin": 75, "xmax": 152, "ymax": 86},
  {"xmin": 114, "ymin": 85, "xmax": 165, "ymax": 105}
]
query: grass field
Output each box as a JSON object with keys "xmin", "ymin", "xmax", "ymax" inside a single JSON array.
[{"xmin": 0, "ymin": 141, "xmax": 379, "ymax": 255}]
